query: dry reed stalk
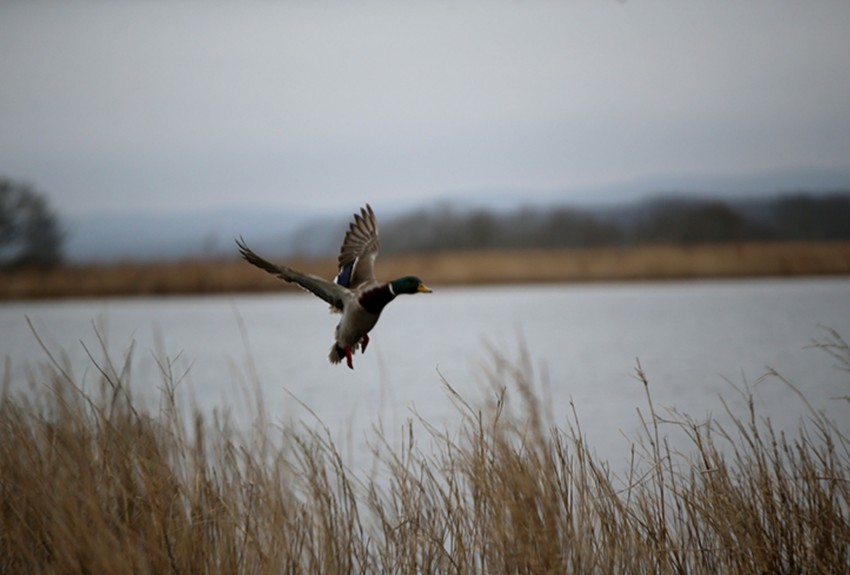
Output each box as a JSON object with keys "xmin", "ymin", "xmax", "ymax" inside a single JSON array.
[
  {"xmin": 2, "ymin": 242, "xmax": 850, "ymax": 300},
  {"xmin": 1, "ymin": 326, "xmax": 848, "ymax": 573}
]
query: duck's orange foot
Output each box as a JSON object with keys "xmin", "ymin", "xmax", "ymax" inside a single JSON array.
[
  {"xmin": 360, "ymin": 334, "xmax": 370, "ymax": 354},
  {"xmin": 345, "ymin": 346, "xmax": 354, "ymax": 370}
]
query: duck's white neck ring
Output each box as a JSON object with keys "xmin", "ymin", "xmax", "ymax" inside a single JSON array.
[{"xmin": 387, "ymin": 282, "xmax": 396, "ymax": 296}]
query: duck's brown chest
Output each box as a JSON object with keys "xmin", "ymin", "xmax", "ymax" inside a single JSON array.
[{"xmin": 358, "ymin": 285, "xmax": 395, "ymax": 314}]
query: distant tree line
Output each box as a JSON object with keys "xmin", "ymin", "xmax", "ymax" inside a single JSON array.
[
  {"xmin": 0, "ymin": 177, "xmax": 64, "ymax": 268},
  {"xmin": 379, "ymin": 192, "xmax": 850, "ymax": 253}
]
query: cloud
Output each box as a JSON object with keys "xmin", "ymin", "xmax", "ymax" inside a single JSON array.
[{"xmin": 1, "ymin": 1, "xmax": 850, "ymax": 217}]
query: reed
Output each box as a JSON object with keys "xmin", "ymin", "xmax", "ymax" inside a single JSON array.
[
  {"xmin": 1, "ymin": 328, "xmax": 848, "ymax": 573},
  {"xmin": 2, "ymin": 242, "xmax": 850, "ymax": 300}
]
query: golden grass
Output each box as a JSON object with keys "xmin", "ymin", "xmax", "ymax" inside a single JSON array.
[
  {"xmin": 1, "ymin": 326, "xmax": 849, "ymax": 573},
  {"xmin": 2, "ymin": 242, "xmax": 850, "ymax": 300}
]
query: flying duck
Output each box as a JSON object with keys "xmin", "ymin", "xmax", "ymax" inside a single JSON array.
[{"xmin": 236, "ymin": 204, "xmax": 431, "ymax": 369}]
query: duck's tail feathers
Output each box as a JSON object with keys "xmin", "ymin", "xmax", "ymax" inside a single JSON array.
[{"xmin": 329, "ymin": 344, "xmax": 346, "ymax": 364}]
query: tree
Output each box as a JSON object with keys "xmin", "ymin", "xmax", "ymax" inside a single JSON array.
[
  {"xmin": 636, "ymin": 200, "xmax": 771, "ymax": 245},
  {"xmin": 773, "ymin": 193, "xmax": 850, "ymax": 241},
  {"xmin": 0, "ymin": 177, "xmax": 64, "ymax": 267}
]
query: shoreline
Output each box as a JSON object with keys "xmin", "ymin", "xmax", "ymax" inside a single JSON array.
[{"xmin": 2, "ymin": 241, "xmax": 850, "ymax": 300}]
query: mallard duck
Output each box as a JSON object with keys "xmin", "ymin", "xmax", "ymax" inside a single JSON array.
[{"xmin": 236, "ymin": 204, "xmax": 431, "ymax": 369}]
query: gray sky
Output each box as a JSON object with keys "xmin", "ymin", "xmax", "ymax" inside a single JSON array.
[{"xmin": 2, "ymin": 1, "xmax": 850, "ymax": 219}]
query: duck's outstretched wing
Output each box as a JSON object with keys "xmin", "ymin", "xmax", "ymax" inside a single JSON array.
[
  {"xmin": 236, "ymin": 237, "xmax": 350, "ymax": 311},
  {"xmin": 335, "ymin": 204, "xmax": 380, "ymax": 290}
]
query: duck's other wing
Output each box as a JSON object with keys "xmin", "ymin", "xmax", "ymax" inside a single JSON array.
[
  {"xmin": 236, "ymin": 237, "xmax": 350, "ymax": 311},
  {"xmin": 335, "ymin": 204, "xmax": 379, "ymax": 290}
]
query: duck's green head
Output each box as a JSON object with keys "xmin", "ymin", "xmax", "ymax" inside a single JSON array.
[{"xmin": 390, "ymin": 276, "xmax": 432, "ymax": 295}]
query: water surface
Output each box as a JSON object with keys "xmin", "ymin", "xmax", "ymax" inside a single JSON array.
[{"xmin": 3, "ymin": 278, "xmax": 849, "ymax": 467}]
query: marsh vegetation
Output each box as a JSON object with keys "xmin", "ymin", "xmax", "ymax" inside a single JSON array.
[
  {"xmin": 2, "ymin": 241, "xmax": 850, "ymax": 300},
  {"xmin": 1, "ymin": 327, "xmax": 848, "ymax": 573}
]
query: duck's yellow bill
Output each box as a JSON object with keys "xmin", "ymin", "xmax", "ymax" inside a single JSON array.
[{"xmin": 418, "ymin": 283, "xmax": 433, "ymax": 293}]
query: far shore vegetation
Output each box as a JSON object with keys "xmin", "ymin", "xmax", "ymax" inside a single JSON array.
[
  {"xmin": 2, "ymin": 241, "xmax": 850, "ymax": 300},
  {"xmin": 3, "ymin": 177, "xmax": 850, "ymax": 300}
]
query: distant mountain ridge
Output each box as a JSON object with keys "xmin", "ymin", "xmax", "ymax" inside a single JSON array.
[
  {"xmin": 63, "ymin": 167, "xmax": 850, "ymax": 262},
  {"xmin": 65, "ymin": 207, "xmax": 327, "ymax": 262}
]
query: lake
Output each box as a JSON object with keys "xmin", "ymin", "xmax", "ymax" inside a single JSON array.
[{"xmin": 2, "ymin": 278, "xmax": 849, "ymax": 468}]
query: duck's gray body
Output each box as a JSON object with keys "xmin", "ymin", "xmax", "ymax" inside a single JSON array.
[
  {"xmin": 236, "ymin": 204, "xmax": 430, "ymax": 369},
  {"xmin": 335, "ymin": 300, "xmax": 378, "ymax": 349}
]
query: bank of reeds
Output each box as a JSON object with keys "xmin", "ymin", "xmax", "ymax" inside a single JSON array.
[
  {"xmin": 1, "ymin": 329, "xmax": 849, "ymax": 573},
  {"xmin": 3, "ymin": 242, "xmax": 850, "ymax": 299}
]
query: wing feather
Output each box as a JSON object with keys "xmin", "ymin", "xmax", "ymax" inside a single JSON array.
[
  {"xmin": 236, "ymin": 237, "xmax": 350, "ymax": 311},
  {"xmin": 335, "ymin": 204, "xmax": 380, "ymax": 289}
]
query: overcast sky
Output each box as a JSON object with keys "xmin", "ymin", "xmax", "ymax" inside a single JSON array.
[{"xmin": 2, "ymin": 1, "xmax": 850, "ymax": 219}]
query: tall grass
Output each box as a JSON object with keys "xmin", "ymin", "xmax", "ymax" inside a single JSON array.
[
  {"xmin": 1, "ymin": 329, "xmax": 848, "ymax": 573},
  {"xmin": 3, "ymin": 242, "xmax": 850, "ymax": 299}
]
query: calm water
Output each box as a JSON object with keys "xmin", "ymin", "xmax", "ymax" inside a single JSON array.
[{"xmin": 2, "ymin": 278, "xmax": 849, "ymax": 467}]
